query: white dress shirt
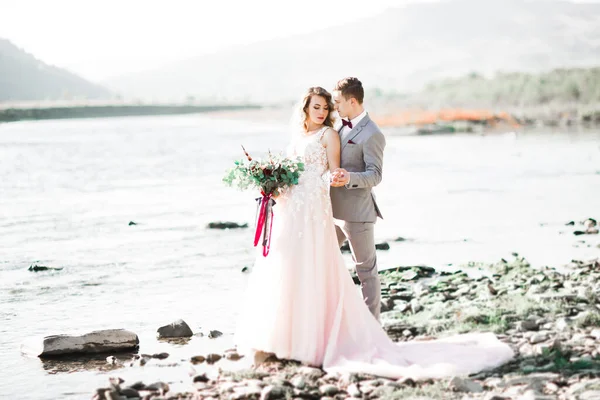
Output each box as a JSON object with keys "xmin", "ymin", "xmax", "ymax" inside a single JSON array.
[
  {"xmin": 340, "ymin": 110, "xmax": 367, "ymax": 188},
  {"xmin": 340, "ymin": 110, "xmax": 367, "ymax": 139}
]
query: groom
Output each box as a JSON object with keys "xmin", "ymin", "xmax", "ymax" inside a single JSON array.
[{"xmin": 330, "ymin": 77, "xmax": 386, "ymax": 321}]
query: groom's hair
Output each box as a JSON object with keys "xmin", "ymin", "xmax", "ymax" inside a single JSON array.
[{"xmin": 334, "ymin": 77, "xmax": 364, "ymax": 104}]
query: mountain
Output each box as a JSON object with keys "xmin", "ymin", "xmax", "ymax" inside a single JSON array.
[
  {"xmin": 105, "ymin": 0, "xmax": 600, "ymax": 104},
  {"xmin": 0, "ymin": 39, "xmax": 111, "ymax": 102}
]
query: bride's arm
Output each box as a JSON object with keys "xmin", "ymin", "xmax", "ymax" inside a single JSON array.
[{"xmin": 322, "ymin": 128, "xmax": 340, "ymax": 172}]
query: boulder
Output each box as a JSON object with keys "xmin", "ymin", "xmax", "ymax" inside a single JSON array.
[
  {"xmin": 157, "ymin": 319, "xmax": 193, "ymax": 338},
  {"xmin": 22, "ymin": 329, "xmax": 139, "ymax": 357}
]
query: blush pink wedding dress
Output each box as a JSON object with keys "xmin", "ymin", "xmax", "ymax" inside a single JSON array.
[{"xmin": 234, "ymin": 127, "xmax": 513, "ymax": 379}]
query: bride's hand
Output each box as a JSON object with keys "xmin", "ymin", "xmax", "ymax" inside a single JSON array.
[{"xmin": 330, "ymin": 168, "xmax": 349, "ymax": 187}]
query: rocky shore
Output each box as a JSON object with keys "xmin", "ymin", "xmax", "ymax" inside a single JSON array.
[{"xmin": 80, "ymin": 250, "xmax": 600, "ymax": 400}]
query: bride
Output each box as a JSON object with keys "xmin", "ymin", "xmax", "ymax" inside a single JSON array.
[{"xmin": 234, "ymin": 86, "xmax": 513, "ymax": 379}]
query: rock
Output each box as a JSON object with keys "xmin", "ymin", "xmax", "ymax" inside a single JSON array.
[
  {"xmin": 544, "ymin": 382, "xmax": 560, "ymax": 394},
  {"xmin": 370, "ymin": 386, "xmax": 396, "ymax": 398},
  {"xmin": 206, "ymin": 353, "xmax": 222, "ymax": 363},
  {"xmin": 409, "ymin": 299, "xmax": 423, "ymax": 314},
  {"xmin": 245, "ymin": 379, "xmax": 266, "ymax": 388},
  {"xmin": 260, "ymin": 385, "xmax": 291, "ymax": 400},
  {"xmin": 448, "ymin": 377, "xmax": 483, "ymax": 393},
  {"xmin": 99, "ymin": 388, "xmax": 120, "ymax": 400},
  {"xmin": 193, "ymin": 373, "xmax": 209, "ymax": 383},
  {"xmin": 127, "ymin": 382, "xmax": 146, "ymax": 390},
  {"xmin": 555, "ymin": 317, "xmax": 571, "ymax": 332},
  {"xmin": 225, "ymin": 351, "xmax": 243, "ymax": 361},
  {"xmin": 381, "ymin": 379, "xmax": 399, "ymax": 388},
  {"xmin": 207, "ymin": 221, "xmax": 248, "ymax": 229},
  {"xmin": 290, "ymin": 376, "xmax": 306, "ymax": 389},
  {"xmin": 190, "ymin": 355, "xmax": 205, "ymax": 364},
  {"xmin": 128, "ymin": 221, "xmax": 137, "ymax": 226},
  {"xmin": 93, "ymin": 388, "xmax": 111, "ymax": 400},
  {"xmin": 151, "ymin": 352, "xmax": 169, "ymax": 359},
  {"xmin": 106, "ymin": 355, "xmax": 118, "ymax": 365},
  {"xmin": 484, "ymin": 394, "xmax": 511, "ymax": 400},
  {"xmin": 156, "ymin": 319, "xmax": 193, "ymax": 338},
  {"xmin": 518, "ymin": 320, "xmax": 539, "ymax": 332},
  {"xmin": 488, "ymin": 283, "xmax": 498, "ymax": 295},
  {"xmin": 375, "ymin": 242, "xmax": 390, "ymax": 250},
  {"xmin": 231, "ymin": 386, "xmax": 263, "ymax": 399},
  {"xmin": 130, "ymin": 355, "xmax": 148, "ymax": 367},
  {"xmin": 118, "ymin": 387, "xmax": 139, "ymax": 398},
  {"xmin": 146, "ymin": 381, "xmax": 169, "ymax": 393},
  {"xmin": 347, "ymin": 383, "xmax": 361, "ymax": 397},
  {"xmin": 21, "ymin": 329, "xmax": 139, "ymax": 357},
  {"xmin": 321, "ymin": 372, "xmax": 341, "ymax": 382},
  {"xmin": 529, "ymin": 332, "xmax": 550, "ymax": 344},
  {"xmin": 253, "ymin": 350, "xmax": 277, "ymax": 366},
  {"xmin": 208, "ymin": 330, "xmax": 223, "ymax": 338},
  {"xmin": 297, "ymin": 366, "xmax": 325, "ymax": 379},
  {"xmin": 28, "ymin": 264, "xmax": 63, "ymax": 272},
  {"xmin": 387, "ymin": 265, "xmax": 436, "ymax": 278},
  {"xmin": 380, "ymin": 297, "xmax": 395, "ymax": 312},
  {"xmin": 319, "ymin": 384, "xmax": 339, "ymax": 396},
  {"xmin": 484, "ymin": 377, "xmax": 503, "ymax": 389}
]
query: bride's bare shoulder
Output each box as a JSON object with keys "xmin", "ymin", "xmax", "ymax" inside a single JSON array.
[
  {"xmin": 321, "ymin": 127, "xmax": 339, "ymax": 145},
  {"xmin": 321, "ymin": 127, "xmax": 340, "ymax": 147}
]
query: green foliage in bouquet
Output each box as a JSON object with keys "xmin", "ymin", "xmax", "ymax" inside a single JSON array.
[{"xmin": 223, "ymin": 146, "xmax": 305, "ymax": 197}]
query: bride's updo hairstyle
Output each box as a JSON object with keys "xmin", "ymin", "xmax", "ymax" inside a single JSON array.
[{"xmin": 301, "ymin": 87, "xmax": 336, "ymax": 132}]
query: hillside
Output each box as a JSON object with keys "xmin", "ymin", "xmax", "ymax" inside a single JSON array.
[
  {"xmin": 0, "ymin": 38, "xmax": 111, "ymax": 102},
  {"xmin": 105, "ymin": 0, "xmax": 600, "ymax": 103}
]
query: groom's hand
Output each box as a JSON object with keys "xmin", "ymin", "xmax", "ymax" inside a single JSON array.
[{"xmin": 330, "ymin": 168, "xmax": 350, "ymax": 187}]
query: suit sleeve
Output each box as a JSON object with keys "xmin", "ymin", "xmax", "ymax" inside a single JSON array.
[{"xmin": 346, "ymin": 131, "xmax": 385, "ymax": 189}]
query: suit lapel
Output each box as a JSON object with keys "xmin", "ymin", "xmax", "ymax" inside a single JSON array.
[{"xmin": 341, "ymin": 114, "xmax": 371, "ymax": 150}]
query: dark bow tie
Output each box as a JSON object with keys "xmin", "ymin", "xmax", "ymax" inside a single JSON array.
[{"xmin": 342, "ymin": 119, "xmax": 353, "ymax": 129}]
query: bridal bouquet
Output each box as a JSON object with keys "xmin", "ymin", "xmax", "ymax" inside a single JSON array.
[{"xmin": 223, "ymin": 146, "xmax": 305, "ymax": 256}]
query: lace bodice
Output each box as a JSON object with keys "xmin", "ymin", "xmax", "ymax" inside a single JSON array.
[
  {"xmin": 282, "ymin": 127, "xmax": 331, "ymax": 218},
  {"xmin": 289, "ymin": 127, "xmax": 329, "ymax": 176}
]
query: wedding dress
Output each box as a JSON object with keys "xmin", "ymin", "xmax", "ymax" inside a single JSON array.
[{"xmin": 234, "ymin": 127, "xmax": 513, "ymax": 379}]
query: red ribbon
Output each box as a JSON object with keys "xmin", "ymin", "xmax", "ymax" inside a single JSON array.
[{"xmin": 254, "ymin": 192, "xmax": 275, "ymax": 257}]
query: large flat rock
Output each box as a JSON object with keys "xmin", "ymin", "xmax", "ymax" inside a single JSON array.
[{"xmin": 21, "ymin": 329, "xmax": 139, "ymax": 357}]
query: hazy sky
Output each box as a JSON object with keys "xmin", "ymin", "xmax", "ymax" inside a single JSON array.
[
  {"xmin": 0, "ymin": 0, "xmax": 404, "ymax": 81},
  {"xmin": 1, "ymin": 0, "xmax": 598, "ymax": 82}
]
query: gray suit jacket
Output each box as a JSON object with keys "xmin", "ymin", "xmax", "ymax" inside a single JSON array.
[{"xmin": 330, "ymin": 114, "xmax": 385, "ymax": 222}]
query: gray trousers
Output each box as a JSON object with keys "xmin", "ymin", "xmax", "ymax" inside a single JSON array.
[{"xmin": 335, "ymin": 221, "xmax": 381, "ymax": 321}]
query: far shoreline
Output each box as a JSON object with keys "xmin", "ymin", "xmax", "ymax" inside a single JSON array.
[
  {"xmin": 0, "ymin": 102, "xmax": 263, "ymax": 124},
  {"xmin": 1, "ymin": 101, "xmax": 599, "ymax": 134}
]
